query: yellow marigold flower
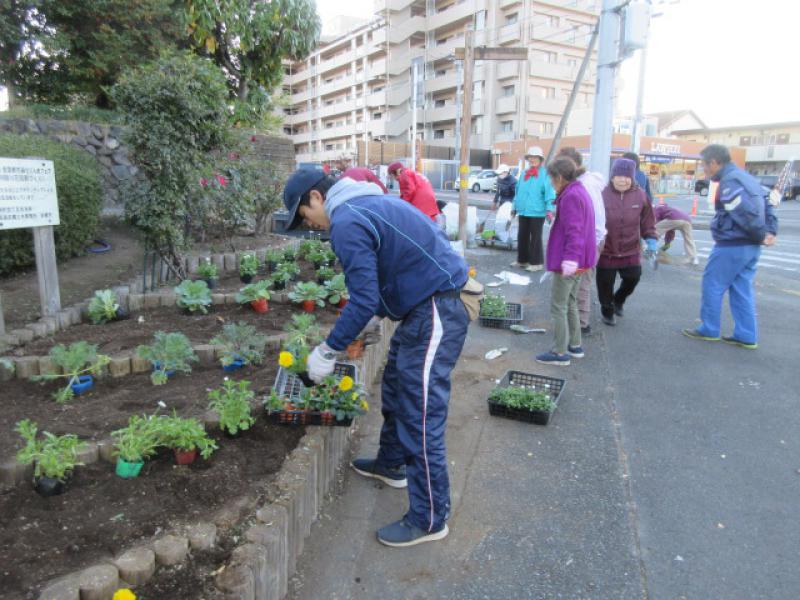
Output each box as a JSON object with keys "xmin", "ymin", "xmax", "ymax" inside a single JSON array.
[
  {"xmin": 113, "ymin": 590, "xmax": 137, "ymax": 600},
  {"xmin": 278, "ymin": 351, "xmax": 294, "ymax": 368},
  {"xmin": 468, "ymin": 266, "xmax": 477, "ymax": 278},
  {"xmin": 360, "ymin": 399, "xmax": 369, "ymax": 411},
  {"xmin": 339, "ymin": 375, "xmax": 354, "ymax": 392}
]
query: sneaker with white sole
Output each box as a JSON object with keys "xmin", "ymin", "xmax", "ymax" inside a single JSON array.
[
  {"xmin": 510, "ymin": 261, "xmax": 529, "ymax": 268},
  {"xmin": 350, "ymin": 458, "xmax": 407, "ymax": 488},
  {"xmin": 525, "ymin": 264, "xmax": 544, "ymax": 272},
  {"xmin": 377, "ymin": 518, "xmax": 449, "ymax": 547},
  {"xmin": 535, "ymin": 351, "xmax": 571, "ymax": 366},
  {"xmin": 567, "ymin": 345, "xmax": 585, "ymax": 358}
]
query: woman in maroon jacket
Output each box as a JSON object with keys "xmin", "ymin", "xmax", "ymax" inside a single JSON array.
[{"xmin": 596, "ymin": 158, "xmax": 658, "ymax": 326}]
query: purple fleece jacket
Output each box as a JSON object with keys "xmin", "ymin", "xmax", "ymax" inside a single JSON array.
[{"xmin": 545, "ymin": 180, "xmax": 596, "ymax": 272}]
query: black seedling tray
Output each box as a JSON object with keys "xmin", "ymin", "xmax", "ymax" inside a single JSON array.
[
  {"xmin": 479, "ymin": 302, "xmax": 523, "ymax": 329},
  {"xmin": 487, "ymin": 370, "xmax": 565, "ymax": 426},
  {"xmin": 273, "ymin": 362, "xmax": 358, "ymax": 403},
  {"xmin": 265, "ymin": 410, "xmax": 353, "ymax": 427}
]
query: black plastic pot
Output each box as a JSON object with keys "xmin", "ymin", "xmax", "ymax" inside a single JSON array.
[
  {"xmin": 204, "ymin": 277, "xmax": 218, "ymax": 290},
  {"xmin": 240, "ymin": 274, "xmax": 254, "ymax": 284},
  {"xmin": 223, "ymin": 428, "xmax": 241, "ymax": 439},
  {"xmin": 114, "ymin": 306, "xmax": 130, "ymax": 321},
  {"xmin": 34, "ymin": 476, "xmax": 67, "ymax": 497},
  {"xmin": 265, "ymin": 261, "xmax": 277, "ymax": 272},
  {"xmin": 273, "ymin": 280, "xmax": 286, "ymax": 290}
]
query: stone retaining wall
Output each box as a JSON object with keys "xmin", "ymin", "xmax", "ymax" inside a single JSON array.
[{"xmin": 0, "ymin": 117, "xmax": 295, "ymax": 211}]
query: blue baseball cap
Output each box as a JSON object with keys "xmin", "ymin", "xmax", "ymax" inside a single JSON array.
[{"xmin": 283, "ymin": 168, "xmax": 328, "ymax": 230}]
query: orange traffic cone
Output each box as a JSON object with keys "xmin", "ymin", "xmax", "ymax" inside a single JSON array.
[{"xmin": 691, "ymin": 195, "xmax": 698, "ymax": 217}]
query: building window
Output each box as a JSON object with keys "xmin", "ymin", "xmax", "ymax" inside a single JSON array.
[
  {"xmin": 475, "ymin": 10, "xmax": 486, "ymax": 30},
  {"xmin": 435, "ymin": 69, "xmax": 447, "ymax": 77},
  {"xmin": 533, "ymin": 121, "xmax": 554, "ymax": 135},
  {"xmin": 435, "ymin": 99, "xmax": 446, "ymax": 108},
  {"xmin": 505, "ymin": 13, "xmax": 518, "ymax": 25},
  {"xmin": 502, "ymin": 85, "xmax": 515, "ymax": 97},
  {"xmin": 372, "ymin": 112, "xmax": 382, "ymax": 120},
  {"xmin": 325, "ymin": 144, "xmax": 334, "ymax": 151},
  {"xmin": 501, "ymin": 120, "xmax": 514, "ymax": 133},
  {"xmin": 532, "ymin": 50, "xmax": 557, "ymax": 63},
  {"xmin": 472, "ymin": 116, "xmax": 483, "ymax": 135},
  {"xmin": 532, "ymin": 85, "xmax": 555, "ymax": 99},
  {"xmin": 434, "ymin": 129, "xmax": 445, "ymax": 139}
]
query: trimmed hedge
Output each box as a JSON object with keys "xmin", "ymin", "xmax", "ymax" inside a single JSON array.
[{"xmin": 0, "ymin": 132, "xmax": 103, "ymax": 276}]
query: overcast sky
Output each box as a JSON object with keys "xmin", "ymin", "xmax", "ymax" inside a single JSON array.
[{"xmin": 317, "ymin": 0, "xmax": 797, "ymax": 128}]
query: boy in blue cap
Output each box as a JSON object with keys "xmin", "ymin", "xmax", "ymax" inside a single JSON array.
[{"xmin": 282, "ymin": 168, "xmax": 470, "ymax": 547}]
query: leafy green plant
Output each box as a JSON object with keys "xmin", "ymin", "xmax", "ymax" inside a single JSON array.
[
  {"xmin": 152, "ymin": 413, "xmax": 218, "ymax": 458},
  {"xmin": 480, "ymin": 292, "xmax": 507, "ymax": 318},
  {"xmin": 239, "ymin": 253, "xmax": 260, "ymax": 277},
  {"xmin": 208, "ymin": 379, "xmax": 256, "ymax": 435},
  {"xmin": 197, "ymin": 259, "xmax": 218, "ymax": 280},
  {"xmin": 265, "ymin": 248, "xmax": 284, "ymax": 265},
  {"xmin": 87, "ymin": 289, "xmax": 120, "ymax": 324},
  {"xmin": 136, "ymin": 332, "xmax": 198, "ymax": 385},
  {"xmin": 324, "ymin": 274, "xmax": 349, "ymax": 305},
  {"xmin": 316, "ymin": 265, "xmax": 335, "ymax": 283},
  {"xmin": 284, "ymin": 313, "xmax": 324, "ymax": 349},
  {"xmin": 33, "ymin": 342, "xmax": 110, "ymax": 403},
  {"xmin": 112, "ymin": 51, "xmax": 230, "ymax": 276},
  {"xmin": 293, "ymin": 373, "xmax": 368, "ymax": 421},
  {"xmin": 305, "ymin": 247, "xmax": 327, "ymax": 266},
  {"xmin": 283, "ymin": 246, "xmax": 298, "ymax": 261},
  {"xmin": 323, "ymin": 248, "xmax": 337, "ymax": 265},
  {"xmin": 175, "ymin": 280, "xmax": 212, "ymax": 314},
  {"xmin": 269, "ymin": 269, "xmax": 292, "ymax": 288},
  {"xmin": 489, "ymin": 387, "xmax": 555, "ymax": 412},
  {"xmin": 235, "ymin": 280, "xmax": 272, "ymax": 304},
  {"xmin": 288, "ymin": 282, "xmax": 328, "ymax": 307},
  {"xmin": 0, "ymin": 133, "xmax": 102, "ymax": 277},
  {"xmin": 111, "ymin": 414, "xmax": 161, "ymax": 463},
  {"xmin": 15, "ymin": 420, "xmax": 87, "ymax": 481},
  {"xmin": 210, "ymin": 322, "xmax": 268, "ymax": 367},
  {"xmin": 277, "ymin": 261, "xmax": 300, "ymax": 279},
  {"xmin": 298, "ymin": 238, "xmax": 322, "ymax": 259}
]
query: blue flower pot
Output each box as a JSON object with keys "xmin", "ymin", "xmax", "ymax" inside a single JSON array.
[
  {"xmin": 71, "ymin": 375, "xmax": 94, "ymax": 395},
  {"xmin": 152, "ymin": 362, "xmax": 175, "ymax": 377},
  {"xmin": 222, "ymin": 359, "xmax": 245, "ymax": 372}
]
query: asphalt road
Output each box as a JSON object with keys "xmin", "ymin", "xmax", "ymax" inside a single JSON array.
[{"xmin": 287, "ymin": 201, "xmax": 800, "ymax": 600}]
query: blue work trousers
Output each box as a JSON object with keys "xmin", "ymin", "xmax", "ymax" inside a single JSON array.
[
  {"xmin": 377, "ymin": 294, "xmax": 469, "ymax": 532},
  {"xmin": 697, "ymin": 244, "xmax": 761, "ymax": 344}
]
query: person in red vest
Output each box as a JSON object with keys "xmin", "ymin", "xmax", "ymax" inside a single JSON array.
[
  {"xmin": 342, "ymin": 166, "xmax": 388, "ymax": 193},
  {"xmin": 387, "ymin": 162, "xmax": 440, "ymax": 222}
]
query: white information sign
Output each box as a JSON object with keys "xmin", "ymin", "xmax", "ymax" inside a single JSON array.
[{"xmin": 0, "ymin": 157, "xmax": 60, "ymax": 230}]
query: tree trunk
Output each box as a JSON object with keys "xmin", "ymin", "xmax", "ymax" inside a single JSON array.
[{"xmin": 237, "ymin": 77, "xmax": 249, "ymax": 101}]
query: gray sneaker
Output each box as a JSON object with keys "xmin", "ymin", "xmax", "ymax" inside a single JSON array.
[{"xmin": 351, "ymin": 458, "xmax": 407, "ymax": 488}]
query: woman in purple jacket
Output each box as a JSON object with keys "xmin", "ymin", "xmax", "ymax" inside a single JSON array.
[
  {"xmin": 536, "ymin": 156, "xmax": 596, "ymax": 366},
  {"xmin": 596, "ymin": 158, "xmax": 658, "ymax": 326}
]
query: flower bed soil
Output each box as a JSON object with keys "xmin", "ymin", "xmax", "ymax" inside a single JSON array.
[
  {"xmin": 5, "ymin": 300, "xmax": 340, "ymax": 357},
  {"xmin": 0, "ymin": 364, "xmax": 275, "ymax": 458},
  {"xmin": 0, "ymin": 416, "xmax": 303, "ymax": 600}
]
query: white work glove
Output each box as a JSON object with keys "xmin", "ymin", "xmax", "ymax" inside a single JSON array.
[
  {"xmin": 561, "ymin": 260, "xmax": 578, "ymax": 277},
  {"xmin": 307, "ymin": 342, "xmax": 337, "ymax": 383}
]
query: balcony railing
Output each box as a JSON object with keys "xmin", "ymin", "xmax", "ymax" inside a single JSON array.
[
  {"xmin": 427, "ymin": 1, "xmax": 475, "ymax": 31},
  {"xmin": 527, "ymin": 96, "xmax": 567, "ymax": 115},
  {"xmin": 495, "ymin": 95, "xmax": 518, "ymax": 115},
  {"xmin": 388, "ymin": 15, "xmax": 425, "ymax": 44},
  {"xmin": 497, "ymin": 23, "xmax": 521, "ymax": 44}
]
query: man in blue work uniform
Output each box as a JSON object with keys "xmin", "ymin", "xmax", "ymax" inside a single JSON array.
[
  {"xmin": 282, "ymin": 169, "xmax": 470, "ymax": 547},
  {"xmin": 683, "ymin": 144, "xmax": 778, "ymax": 349}
]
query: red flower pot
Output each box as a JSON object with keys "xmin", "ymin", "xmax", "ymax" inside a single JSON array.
[
  {"xmin": 338, "ymin": 298, "xmax": 348, "ymax": 309},
  {"xmin": 302, "ymin": 300, "xmax": 316, "ymax": 313},
  {"xmin": 251, "ymin": 298, "xmax": 269, "ymax": 313},
  {"xmin": 174, "ymin": 448, "xmax": 198, "ymax": 465}
]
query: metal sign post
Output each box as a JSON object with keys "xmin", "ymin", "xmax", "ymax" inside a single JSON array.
[{"xmin": 0, "ymin": 157, "xmax": 62, "ymax": 330}]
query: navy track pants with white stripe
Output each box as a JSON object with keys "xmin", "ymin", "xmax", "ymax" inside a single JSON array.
[{"xmin": 377, "ymin": 294, "xmax": 469, "ymax": 532}]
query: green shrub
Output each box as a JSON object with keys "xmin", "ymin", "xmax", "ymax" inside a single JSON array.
[{"xmin": 0, "ymin": 133, "xmax": 103, "ymax": 276}]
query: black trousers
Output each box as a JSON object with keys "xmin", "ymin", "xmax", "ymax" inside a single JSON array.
[
  {"xmin": 517, "ymin": 216, "xmax": 545, "ymax": 265},
  {"xmin": 596, "ymin": 265, "xmax": 642, "ymax": 317}
]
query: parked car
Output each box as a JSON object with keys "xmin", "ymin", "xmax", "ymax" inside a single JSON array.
[
  {"xmin": 758, "ymin": 175, "xmax": 800, "ymax": 201},
  {"xmin": 468, "ymin": 170, "xmax": 498, "ymax": 192}
]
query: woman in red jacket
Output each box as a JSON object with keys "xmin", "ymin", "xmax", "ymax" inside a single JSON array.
[
  {"xmin": 387, "ymin": 162, "xmax": 440, "ymax": 221},
  {"xmin": 596, "ymin": 158, "xmax": 658, "ymax": 326}
]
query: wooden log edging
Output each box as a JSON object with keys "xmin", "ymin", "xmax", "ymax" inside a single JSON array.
[{"xmin": 31, "ymin": 320, "xmax": 393, "ymax": 600}]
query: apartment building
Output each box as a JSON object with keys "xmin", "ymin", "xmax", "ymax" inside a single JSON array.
[
  {"xmin": 672, "ymin": 121, "xmax": 800, "ymax": 176},
  {"xmin": 283, "ymin": 0, "xmax": 600, "ymax": 165}
]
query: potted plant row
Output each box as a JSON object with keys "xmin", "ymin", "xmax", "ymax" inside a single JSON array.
[{"xmin": 265, "ymin": 370, "xmax": 367, "ymax": 426}]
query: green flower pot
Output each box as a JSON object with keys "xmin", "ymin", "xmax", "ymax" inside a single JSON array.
[{"xmin": 116, "ymin": 458, "xmax": 144, "ymax": 479}]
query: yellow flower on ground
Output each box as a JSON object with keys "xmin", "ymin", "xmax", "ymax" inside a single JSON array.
[
  {"xmin": 339, "ymin": 375, "xmax": 354, "ymax": 392},
  {"xmin": 468, "ymin": 266, "xmax": 477, "ymax": 278},
  {"xmin": 278, "ymin": 351, "xmax": 294, "ymax": 368},
  {"xmin": 360, "ymin": 399, "xmax": 369, "ymax": 411},
  {"xmin": 113, "ymin": 590, "xmax": 137, "ymax": 600}
]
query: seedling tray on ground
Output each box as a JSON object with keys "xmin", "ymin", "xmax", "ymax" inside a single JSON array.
[
  {"xmin": 487, "ymin": 370, "xmax": 565, "ymax": 426},
  {"xmin": 479, "ymin": 302, "xmax": 523, "ymax": 329},
  {"xmin": 269, "ymin": 362, "xmax": 358, "ymax": 427}
]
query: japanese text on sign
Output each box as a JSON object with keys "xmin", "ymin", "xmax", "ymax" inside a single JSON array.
[{"xmin": 0, "ymin": 157, "xmax": 60, "ymax": 230}]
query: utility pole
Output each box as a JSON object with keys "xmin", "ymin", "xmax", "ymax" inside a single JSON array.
[
  {"xmin": 545, "ymin": 24, "xmax": 599, "ymax": 164},
  {"xmin": 411, "ymin": 59, "xmax": 419, "ymax": 170},
  {"xmin": 630, "ymin": 38, "xmax": 648, "ymax": 153},
  {"xmin": 455, "ymin": 39, "xmax": 527, "ymax": 245},
  {"xmin": 588, "ymin": 0, "xmax": 623, "ymax": 179}
]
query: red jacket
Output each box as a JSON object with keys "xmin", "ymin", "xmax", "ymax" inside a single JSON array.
[
  {"xmin": 398, "ymin": 169, "xmax": 439, "ymax": 220},
  {"xmin": 342, "ymin": 167, "xmax": 388, "ymax": 193},
  {"xmin": 598, "ymin": 183, "xmax": 656, "ymax": 268}
]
